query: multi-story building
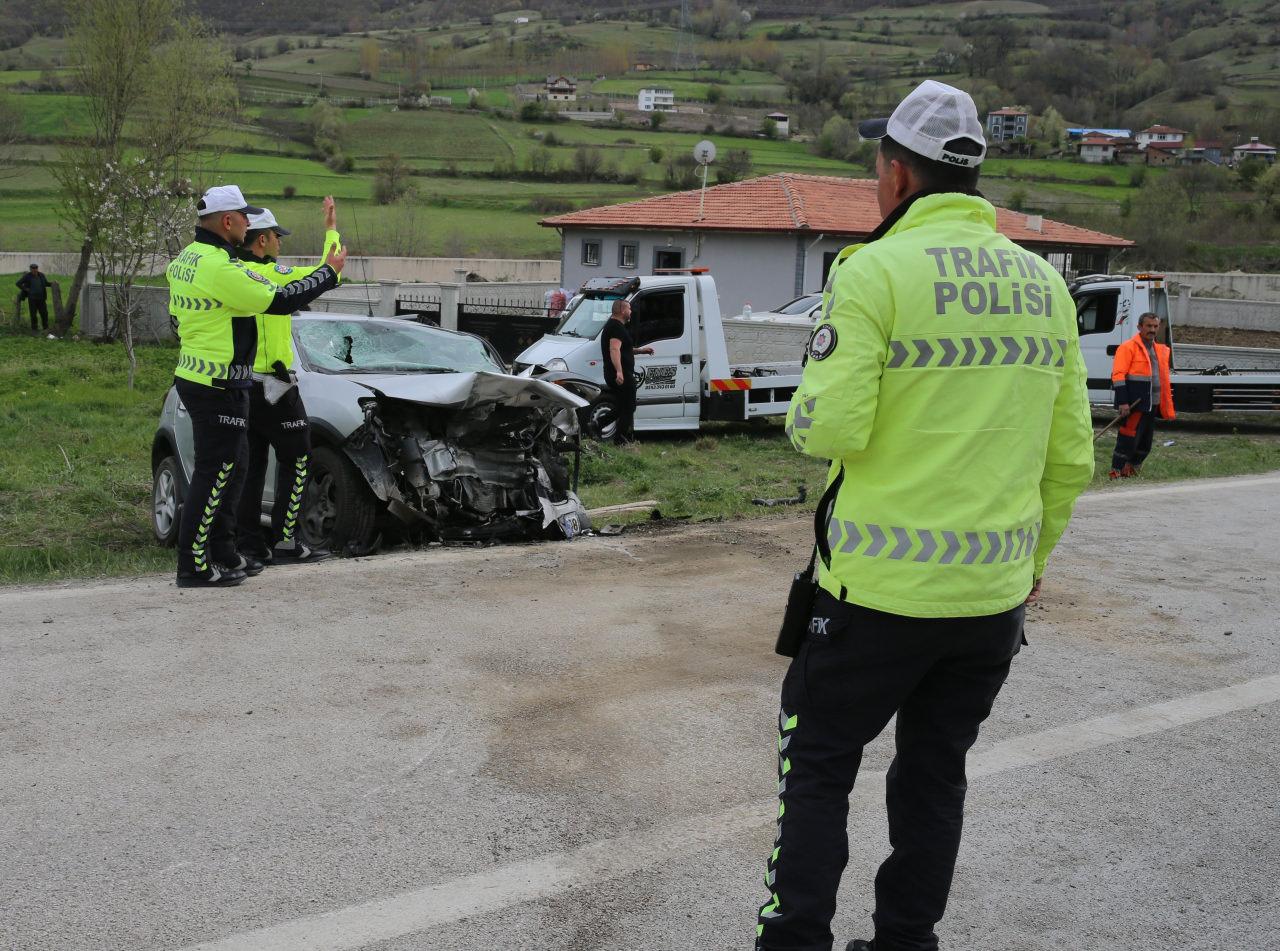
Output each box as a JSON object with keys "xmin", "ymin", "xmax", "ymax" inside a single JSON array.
[
  {"xmin": 545, "ymin": 76, "xmax": 577, "ymax": 102},
  {"xmin": 637, "ymin": 88, "xmax": 676, "ymax": 112},
  {"xmin": 1135, "ymin": 125, "xmax": 1187, "ymax": 149},
  {"xmin": 986, "ymin": 108, "xmax": 1029, "ymax": 143}
]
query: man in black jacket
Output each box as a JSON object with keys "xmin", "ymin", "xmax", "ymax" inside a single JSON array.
[{"xmin": 16, "ymin": 263, "xmax": 51, "ymax": 334}]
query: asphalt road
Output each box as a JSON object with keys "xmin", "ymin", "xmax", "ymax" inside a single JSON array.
[{"xmin": 3, "ymin": 473, "xmax": 1279, "ymax": 951}]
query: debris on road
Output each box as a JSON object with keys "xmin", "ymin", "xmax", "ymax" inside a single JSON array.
[
  {"xmin": 586, "ymin": 499, "xmax": 659, "ymax": 518},
  {"xmin": 752, "ymin": 485, "xmax": 807, "ymax": 507},
  {"xmin": 598, "ymin": 524, "xmax": 626, "ymax": 536}
]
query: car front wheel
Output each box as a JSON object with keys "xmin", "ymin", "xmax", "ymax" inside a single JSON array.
[{"xmin": 299, "ymin": 446, "xmax": 378, "ymax": 555}]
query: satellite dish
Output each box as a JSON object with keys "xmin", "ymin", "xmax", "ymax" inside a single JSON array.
[{"xmin": 694, "ymin": 139, "xmax": 717, "ymax": 165}]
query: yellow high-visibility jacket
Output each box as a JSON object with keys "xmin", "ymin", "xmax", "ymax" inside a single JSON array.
[
  {"xmin": 240, "ymin": 229, "xmax": 342, "ymax": 373},
  {"xmin": 785, "ymin": 192, "xmax": 1094, "ymax": 618}
]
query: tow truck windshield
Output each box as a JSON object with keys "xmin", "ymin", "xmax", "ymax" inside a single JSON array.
[{"xmin": 555, "ymin": 295, "xmax": 618, "ymax": 339}]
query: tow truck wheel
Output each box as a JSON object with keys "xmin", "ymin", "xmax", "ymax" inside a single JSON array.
[{"xmin": 583, "ymin": 396, "xmax": 619, "ymax": 443}]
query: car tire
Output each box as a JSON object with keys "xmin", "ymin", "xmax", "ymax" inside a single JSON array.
[
  {"xmin": 151, "ymin": 455, "xmax": 185, "ymax": 547},
  {"xmin": 583, "ymin": 395, "xmax": 619, "ymax": 443},
  {"xmin": 300, "ymin": 446, "xmax": 378, "ymax": 555}
]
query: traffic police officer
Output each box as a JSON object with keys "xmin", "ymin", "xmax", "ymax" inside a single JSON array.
[
  {"xmin": 168, "ymin": 185, "xmax": 346, "ymax": 588},
  {"xmin": 757, "ymin": 82, "xmax": 1094, "ymax": 951},
  {"xmin": 233, "ymin": 197, "xmax": 343, "ymax": 564}
]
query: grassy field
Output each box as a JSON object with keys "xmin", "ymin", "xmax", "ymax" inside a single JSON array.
[{"xmin": 3, "ymin": 333, "xmax": 1279, "ymax": 585}]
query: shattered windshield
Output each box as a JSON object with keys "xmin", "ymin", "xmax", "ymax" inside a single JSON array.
[
  {"xmin": 555, "ymin": 295, "xmax": 618, "ymax": 339},
  {"xmin": 295, "ymin": 319, "xmax": 502, "ymax": 375}
]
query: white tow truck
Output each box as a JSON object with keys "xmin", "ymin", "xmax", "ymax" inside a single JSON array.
[
  {"xmin": 514, "ymin": 271, "xmax": 805, "ymax": 437},
  {"xmin": 1071, "ymin": 273, "xmax": 1280, "ymax": 414}
]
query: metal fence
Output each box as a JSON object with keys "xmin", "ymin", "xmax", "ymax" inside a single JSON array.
[
  {"xmin": 456, "ymin": 298, "xmax": 561, "ymax": 363},
  {"xmin": 397, "ymin": 291, "xmax": 442, "ymax": 326}
]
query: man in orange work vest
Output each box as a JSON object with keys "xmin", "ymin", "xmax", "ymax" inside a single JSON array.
[{"xmin": 1110, "ymin": 312, "xmax": 1175, "ymax": 478}]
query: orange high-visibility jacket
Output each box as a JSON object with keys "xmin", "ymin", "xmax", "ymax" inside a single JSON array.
[{"xmin": 1111, "ymin": 333, "xmax": 1175, "ymax": 419}]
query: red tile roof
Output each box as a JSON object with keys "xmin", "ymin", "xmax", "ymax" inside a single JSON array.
[
  {"xmin": 989, "ymin": 108, "xmax": 1027, "ymax": 116},
  {"xmin": 1140, "ymin": 125, "xmax": 1187, "ymax": 135},
  {"xmin": 1234, "ymin": 140, "xmax": 1276, "ymax": 151},
  {"xmin": 540, "ymin": 173, "xmax": 1132, "ymax": 249},
  {"xmin": 1079, "ymin": 135, "xmax": 1118, "ymax": 146}
]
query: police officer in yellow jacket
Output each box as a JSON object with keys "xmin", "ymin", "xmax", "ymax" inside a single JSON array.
[
  {"xmin": 168, "ymin": 185, "xmax": 347, "ymax": 588},
  {"xmin": 756, "ymin": 83, "xmax": 1094, "ymax": 951},
  {"xmin": 233, "ymin": 197, "xmax": 343, "ymax": 564}
]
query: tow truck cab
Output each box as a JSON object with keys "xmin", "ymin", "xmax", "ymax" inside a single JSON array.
[{"xmin": 515, "ymin": 272, "xmax": 718, "ymax": 432}]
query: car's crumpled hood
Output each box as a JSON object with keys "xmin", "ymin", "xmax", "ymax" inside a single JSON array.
[{"xmin": 348, "ymin": 371, "xmax": 589, "ymax": 411}]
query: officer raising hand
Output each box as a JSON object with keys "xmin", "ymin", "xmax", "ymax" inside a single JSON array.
[
  {"xmin": 167, "ymin": 185, "xmax": 347, "ymax": 588},
  {"xmin": 233, "ymin": 197, "xmax": 345, "ymax": 565},
  {"xmin": 758, "ymin": 82, "xmax": 1094, "ymax": 951}
]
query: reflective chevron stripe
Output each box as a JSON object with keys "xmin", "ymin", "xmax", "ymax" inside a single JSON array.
[
  {"xmin": 191, "ymin": 460, "xmax": 235, "ymax": 571},
  {"xmin": 175, "ymin": 354, "xmax": 252, "ymax": 382},
  {"xmin": 280, "ymin": 453, "xmax": 308, "ymax": 542},
  {"xmin": 886, "ymin": 336, "xmax": 1069, "ymax": 370},
  {"xmin": 825, "ymin": 518, "xmax": 1041, "ymax": 565},
  {"xmin": 757, "ymin": 707, "xmax": 800, "ymax": 941},
  {"xmin": 785, "ymin": 397, "xmax": 817, "ymax": 449}
]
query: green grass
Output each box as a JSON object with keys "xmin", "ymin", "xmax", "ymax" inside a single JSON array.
[
  {"xmin": 0, "ymin": 334, "xmax": 179, "ymax": 583},
  {"xmin": 3, "ymin": 332, "xmax": 1279, "ymax": 585}
]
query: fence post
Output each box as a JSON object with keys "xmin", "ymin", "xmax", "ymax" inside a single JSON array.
[
  {"xmin": 376, "ymin": 280, "xmax": 400, "ymax": 317},
  {"xmin": 440, "ymin": 280, "xmax": 461, "ymax": 331},
  {"xmin": 1176, "ymin": 284, "xmax": 1192, "ymax": 328}
]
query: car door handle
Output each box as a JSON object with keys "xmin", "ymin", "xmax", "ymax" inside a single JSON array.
[{"xmin": 680, "ymin": 353, "xmax": 692, "ymax": 364}]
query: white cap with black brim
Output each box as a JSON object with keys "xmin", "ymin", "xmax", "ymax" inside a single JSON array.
[
  {"xmin": 196, "ymin": 184, "xmax": 265, "ymax": 216},
  {"xmin": 246, "ymin": 208, "xmax": 292, "ymax": 236},
  {"xmin": 857, "ymin": 80, "xmax": 987, "ymax": 168}
]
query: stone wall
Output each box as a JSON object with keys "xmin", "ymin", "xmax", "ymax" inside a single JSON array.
[
  {"xmin": 1165, "ymin": 271, "xmax": 1280, "ymax": 302},
  {"xmin": 722, "ymin": 318, "xmax": 812, "ymax": 365}
]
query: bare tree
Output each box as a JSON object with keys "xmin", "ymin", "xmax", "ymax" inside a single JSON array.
[
  {"xmin": 88, "ymin": 159, "xmax": 192, "ymax": 387},
  {"xmin": 53, "ymin": 0, "xmax": 235, "ymax": 338}
]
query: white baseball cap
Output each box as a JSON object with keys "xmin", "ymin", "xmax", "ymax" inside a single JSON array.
[
  {"xmin": 196, "ymin": 184, "xmax": 264, "ymax": 217},
  {"xmin": 246, "ymin": 208, "xmax": 291, "ymax": 236},
  {"xmin": 858, "ymin": 80, "xmax": 987, "ymax": 168}
]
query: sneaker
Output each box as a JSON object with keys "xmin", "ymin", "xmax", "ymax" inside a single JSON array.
[
  {"xmin": 176, "ymin": 562, "xmax": 248, "ymax": 588},
  {"xmin": 230, "ymin": 552, "xmax": 266, "ymax": 576},
  {"xmin": 1109, "ymin": 469, "xmax": 1121, "ymax": 480},
  {"xmin": 270, "ymin": 541, "xmax": 331, "ymax": 564},
  {"xmin": 46, "ymin": 333, "xmax": 56, "ymax": 340},
  {"xmin": 1120, "ymin": 463, "xmax": 1137, "ymax": 478}
]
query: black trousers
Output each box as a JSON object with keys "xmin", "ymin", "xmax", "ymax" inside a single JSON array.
[
  {"xmin": 235, "ymin": 381, "xmax": 312, "ymax": 554},
  {"xmin": 28, "ymin": 297, "xmax": 48, "ymax": 331},
  {"xmin": 174, "ymin": 379, "xmax": 250, "ymax": 574},
  {"xmin": 1112, "ymin": 408, "xmax": 1156, "ymax": 470},
  {"xmin": 757, "ymin": 589, "xmax": 1024, "ymax": 951},
  {"xmin": 609, "ymin": 382, "xmax": 637, "ymax": 441}
]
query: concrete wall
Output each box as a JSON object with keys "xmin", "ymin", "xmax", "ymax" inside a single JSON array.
[
  {"xmin": 722, "ymin": 318, "xmax": 812, "ymax": 364},
  {"xmin": 560, "ymin": 228, "xmax": 816, "ymax": 318},
  {"xmin": 79, "ymin": 284, "xmax": 173, "ymax": 341},
  {"xmin": 1166, "ymin": 271, "xmax": 1280, "ymax": 302},
  {"xmin": 1, "ymin": 253, "xmax": 560, "ymax": 284},
  {"xmin": 1172, "ymin": 289, "xmax": 1280, "ymax": 332}
]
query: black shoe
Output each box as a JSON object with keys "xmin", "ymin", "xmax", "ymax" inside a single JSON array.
[
  {"xmin": 230, "ymin": 553, "xmax": 265, "ymax": 576},
  {"xmin": 846, "ymin": 942, "xmax": 874, "ymax": 951},
  {"xmin": 270, "ymin": 541, "xmax": 331, "ymax": 564},
  {"xmin": 176, "ymin": 563, "xmax": 248, "ymax": 588}
]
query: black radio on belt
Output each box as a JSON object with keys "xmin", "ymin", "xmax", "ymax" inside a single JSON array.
[{"xmin": 775, "ymin": 465, "xmax": 844, "ymax": 658}]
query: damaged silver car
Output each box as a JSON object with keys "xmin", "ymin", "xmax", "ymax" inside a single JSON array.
[{"xmin": 152, "ymin": 313, "xmax": 592, "ymax": 554}]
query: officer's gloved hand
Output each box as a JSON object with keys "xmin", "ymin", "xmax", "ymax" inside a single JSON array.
[{"xmin": 271, "ymin": 360, "xmax": 294, "ymax": 385}]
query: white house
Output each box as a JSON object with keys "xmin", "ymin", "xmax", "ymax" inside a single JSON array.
[
  {"xmin": 539, "ymin": 174, "xmax": 1133, "ymax": 317},
  {"xmin": 637, "ymin": 88, "xmax": 676, "ymax": 112},
  {"xmin": 1078, "ymin": 134, "xmax": 1119, "ymax": 163},
  {"xmin": 1135, "ymin": 125, "xmax": 1187, "ymax": 149},
  {"xmin": 765, "ymin": 112, "xmax": 790, "ymax": 138},
  {"xmin": 1232, "ymin": 137, "xmax": 1277, "ymax": 165}
]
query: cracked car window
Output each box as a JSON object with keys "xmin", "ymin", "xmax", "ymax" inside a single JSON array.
[{"xmin": 294, "ymin": 320, "xmax": 502, "ymax": 374}]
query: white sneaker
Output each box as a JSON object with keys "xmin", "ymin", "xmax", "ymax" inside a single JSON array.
[{"xmin": 46, "ymin": 334, "xmax": 56, "ymax": 339}]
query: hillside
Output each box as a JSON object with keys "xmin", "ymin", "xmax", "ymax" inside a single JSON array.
[{"xmin": 1, "ymin": 0, "xmax": 1279, "ymax": 269}]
